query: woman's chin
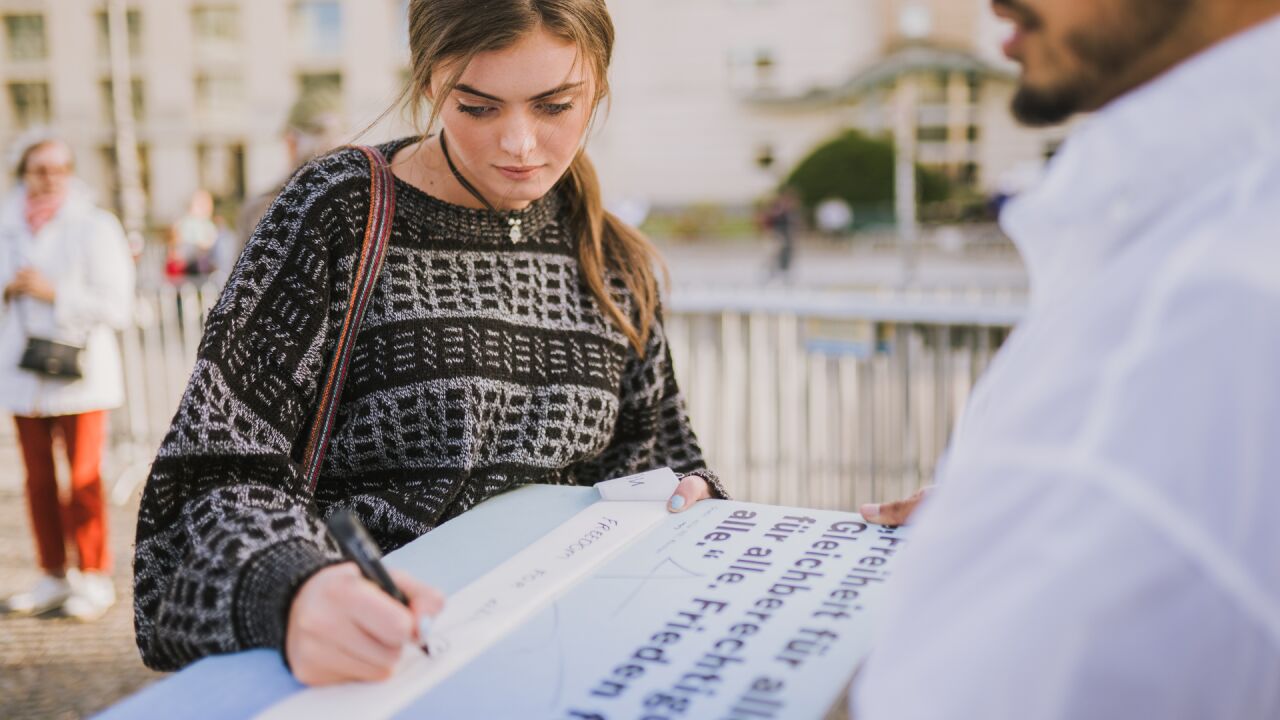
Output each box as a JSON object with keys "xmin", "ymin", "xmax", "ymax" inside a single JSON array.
[{"xmin": 489, "ymin": 181, "xmax": 554, "ymax": 210}]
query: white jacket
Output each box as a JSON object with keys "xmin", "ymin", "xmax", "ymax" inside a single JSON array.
[
  {"xmin": 0, "ymin": 182, "xmax": 135, "ymax": 417},
  {"xmin": 855, "ymin": 15, "xmax": 1280, "ymax": 720}
]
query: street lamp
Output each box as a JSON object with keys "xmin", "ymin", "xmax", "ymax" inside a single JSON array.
[{"xmin": 106, "ymin": 0, "xmax": 147, "ymax": 257}]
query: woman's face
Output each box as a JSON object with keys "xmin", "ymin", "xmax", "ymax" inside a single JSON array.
[
  {"xmin": 22, "ymin": 142, "xmax": 73, "ymax": 199},
  {"xmin": 432, "ymin": 27, "xmax": 595, "ymax": 210}
]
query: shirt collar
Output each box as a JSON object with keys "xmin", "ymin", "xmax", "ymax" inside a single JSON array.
[{"xmin": 1000, "ymin": 14, "xmax": 1280, "ymax": 308}]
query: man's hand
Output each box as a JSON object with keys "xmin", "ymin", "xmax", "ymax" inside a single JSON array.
[
  {"xmin": 285, "ymin": 563, "xmax": 444, "ymax": 686},
  {"xmin": 667, "ymin": 474, "xmax": 714, "ymax": 513},
  {"xmin": 860, "ymin": 485, "xmax": 934, "ymax": 527}
]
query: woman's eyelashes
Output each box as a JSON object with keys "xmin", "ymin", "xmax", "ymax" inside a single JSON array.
[
  {"xmin": 456, "ymin": 102, "xmax": 495, "ymax": 118},
  {"xmin": 454, "ymin": 101, "xmax": 575, "ymax": 118},
  {"xmin": 538, "ymin": 101, "xmax": 574, "ymax": 116}
]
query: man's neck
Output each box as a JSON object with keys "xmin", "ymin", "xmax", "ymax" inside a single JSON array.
[{"xmin": 1086, "ymin": 3, "xmax": 1280, "ymax": 112}]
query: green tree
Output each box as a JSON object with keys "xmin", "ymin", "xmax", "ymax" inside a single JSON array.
[{"xmin": 783, "ymin": 130, "xmax": 950, "ymax": 223}]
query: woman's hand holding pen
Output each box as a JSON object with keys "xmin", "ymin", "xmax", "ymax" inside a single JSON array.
[{"xmin": 285, "ymin": 563, "xmax": 443, "ymax": 686}]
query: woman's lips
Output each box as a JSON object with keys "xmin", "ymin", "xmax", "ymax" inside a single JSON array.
[{"xmin": 497, "ymin": 165, "xmax": 542, "ymax": 181}]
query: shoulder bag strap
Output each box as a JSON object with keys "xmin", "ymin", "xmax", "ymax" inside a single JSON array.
[{"xmin": 301, "ymin": 145, "xmax": 396, "ymax": 494}]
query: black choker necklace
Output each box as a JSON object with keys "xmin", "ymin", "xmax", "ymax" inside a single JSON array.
[{"xmin": 438, "ymin": 131, "xmax": 524, "ymax": 244}]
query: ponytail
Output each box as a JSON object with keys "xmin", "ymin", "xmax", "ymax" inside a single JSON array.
[{"xmin": 563, "ymin": 152, "xmax": 665, "ymax": 356}]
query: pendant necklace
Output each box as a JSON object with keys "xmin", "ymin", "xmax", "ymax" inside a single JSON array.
[{"xmin": 439, "ymin": 131, "xmax": 524, "ymax": 244}]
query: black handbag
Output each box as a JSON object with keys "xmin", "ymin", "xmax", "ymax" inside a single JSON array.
[
  {"xmin": 19, "ymin": 335, "xmax": 84, "ymax": 380},
  {"xmin": 8, "ymin": 266, "xmax": 86, "ymax": 380}
]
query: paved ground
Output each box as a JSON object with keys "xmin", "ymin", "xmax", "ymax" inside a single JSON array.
[{"xmin": 0, "ymin": 445, "xmax": 163, "ymax": 720}]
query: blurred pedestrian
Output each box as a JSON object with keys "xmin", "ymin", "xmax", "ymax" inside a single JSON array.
[
  {"xmin": 761, "ymin": 186, "xmax": 800, "ymax": 282},
  {"xmin": 165, "ymin": 189, "xmax": 217, "ymax": 282},
  {"xmin": 0, "ymin": 134, "xmax": 135, "ymax": 621},
  {"xmin": 235, "ymin": 87, "xmax": 346, "ymax": 257}
]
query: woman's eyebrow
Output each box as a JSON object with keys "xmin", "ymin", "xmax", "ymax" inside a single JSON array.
[
  {"xmin": 455, "ymin": 84, "xmax": 504, "ymax": 102},
  {"xmin": 454, "ymin": 81, "xmax": 584, "ymax": 103},
  {"xmin": 528, "ymin": 82, "xmax": 584, "ymax": 101}
]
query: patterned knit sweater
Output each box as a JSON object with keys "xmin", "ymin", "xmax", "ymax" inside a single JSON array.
[{"xmin": 132, "ymin": 138, "xmax": 723, "ymax": 671}]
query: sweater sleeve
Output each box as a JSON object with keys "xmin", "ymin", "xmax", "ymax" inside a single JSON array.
[
  {"xmin": 132, "ymin": 151, "xmax": 368, "ymax": 671},
  {"xmin": 568, "ymin": 305, "xmax": 729, "ymax": 498}
]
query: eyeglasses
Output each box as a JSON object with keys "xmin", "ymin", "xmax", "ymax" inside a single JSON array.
[{"xmin": 24, "ymin": 164, "xmax": 71, "ymax": 179}]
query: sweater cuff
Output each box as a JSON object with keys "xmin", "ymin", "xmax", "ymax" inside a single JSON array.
[
  {"xmin": 232, "ymin": 537, "xmax": 339, "ymax": 652},
  {"xmin": 680, "ymin": 468, "xmax": 730, "ymax": 500}
]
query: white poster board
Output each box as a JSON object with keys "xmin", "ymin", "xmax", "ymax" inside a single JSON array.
[{"xmin": 262, "ymin": 470, "xmax": 906, "ymax": 719}]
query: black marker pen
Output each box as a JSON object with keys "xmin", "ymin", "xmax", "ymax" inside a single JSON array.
[{"xmin": 326, "ymin": 508, "xmax": 430, "ymax": 653}]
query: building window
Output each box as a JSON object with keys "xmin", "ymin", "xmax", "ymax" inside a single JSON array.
[
  {"xmin": 96, "ymin": 10, "xmax": 143, "ymax": 60},
  {"xmin": 754, "ymin": 143, "xmax": 777, "ymax": 172},
  {"xmin": 966, "ymin": 71, "xmax": 981, "ymax": 104},
  {"xmin": 919, "ymin": 71, "xmax": 949, "ymax": 105},
  {"xmin": 8, "ymin": 82, "xmax": 51, "ymax": 127},
  {"xmin": 292, "ymin": 1, "xmax": 343, "ymax": 58},
  {"xmin": 4, "ymin": 14, "xmax": 47, "ymax": 61},
  {"xmin": 195, "ymin": 74, "xmax": 244, "ymax": 115},
  {"xmin": 98, "ymin": 143, "xmax": 151, "ymax": 216},
  {"xmin": 916, "ymin": 126, "xmax": 948, "ymax": 143},
  {"xmin": 193, "ymin": 6, "xmax": 240, "ymax": 50},
  {"xmin": 729, "ymin": 48, "xmax": 777, "ymax": 94},
  {"xmin": 298, "ymin": 72, "xmax": 342, "ymax": 98},
  {"xmin": 966, "ymin": 125, "xmax": 981, "ymax": 142},
  {"xmin": 197, "ymin": 142, "xmax": 246, "ymax": 200},
  {"xmin": 100, "ymin": 78, "xmax": 145, "ymax": 123}
]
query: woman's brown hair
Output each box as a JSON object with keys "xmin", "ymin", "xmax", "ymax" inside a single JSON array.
[{"xmin": 396, "ymin": 0, "xmax": 665, "ymax": 355}]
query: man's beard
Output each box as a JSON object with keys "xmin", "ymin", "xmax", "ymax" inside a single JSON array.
[{"xmin": 1009, "ymin": 0, "xmax": 1194, "ymax": 126}]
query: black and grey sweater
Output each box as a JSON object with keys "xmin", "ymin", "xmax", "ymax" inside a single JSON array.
[{"xmin": 132, "ymin": 138, "xmax": 722, "ymax": 671}]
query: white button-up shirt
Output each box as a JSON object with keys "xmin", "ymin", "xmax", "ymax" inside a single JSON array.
[{"xmin": 853, "ymin": 16, "xmax": 1280, "ymax": 719}]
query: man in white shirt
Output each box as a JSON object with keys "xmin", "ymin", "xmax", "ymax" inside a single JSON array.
[{"xmin": 852, "ymin": 1, "xmax": 1280, "ymax": 717}]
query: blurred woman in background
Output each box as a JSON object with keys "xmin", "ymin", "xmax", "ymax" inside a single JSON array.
[{"xmin": 0, "ymin": 135, "xmax": 136, "ymax": 621}]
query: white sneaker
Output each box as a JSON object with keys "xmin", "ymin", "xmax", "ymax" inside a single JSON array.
[
  {"xmin": 63, "ymin": 572, "xmax": 116, "ymax": 622},
  {"xmin": 3, "ymin": 575, "xmax": 72, "ymax": 615}
]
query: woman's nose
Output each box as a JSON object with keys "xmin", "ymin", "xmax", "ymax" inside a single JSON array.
[{"xmin": 499, "ymin": 116, "xmax": 537, "ymax": 161}]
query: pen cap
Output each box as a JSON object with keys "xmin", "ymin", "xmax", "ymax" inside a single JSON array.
[{"xmin": 327, "ymin": 508, "xmax": 384, "ymax": 562}]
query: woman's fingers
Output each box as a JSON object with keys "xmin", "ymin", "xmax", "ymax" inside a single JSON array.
[
  {"xmin": 388, "ymin": 569, "xmax": 445, "ymax": 640},
  {"xmin": 668, "ymin": 475, "xmax": 713, "ymax": 513},
  {"xmin": 324, "ymin": 615, "xmax": 403, "ymax": 673},
  {"xmin": 860, "ymin": 486, "xmax": 933, "ymax": 527},
  {"xmin": 391, "ymin": 571, "xmax": 445, "ymax": 616},
  {"xmin": 287, "ymin": 563, "xmax": 422, "ymax": 686},
  {"xmin": 345, "ymin": 577, "xmax": 417, "ymax": 649},
  {"xmin": 289, "ymin": 621, "xmax": 396, "ymax": 685}
]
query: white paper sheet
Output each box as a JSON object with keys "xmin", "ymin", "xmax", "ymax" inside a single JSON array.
[{"xmin": 258, "ymin": 472, "xmax": 674, "ymax": 720}]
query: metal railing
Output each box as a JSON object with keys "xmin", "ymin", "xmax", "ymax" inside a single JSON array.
[
  {"xmin": 100, "ymin": 283, "xmax": 1021, "ymax": 509},
  {"xmin": 107, "ymin": 281, "xmax": 223, "ymax": 503},
  {"xmin": 667, "ymin": 289, "xmax": 1020, "ymax": 510}
]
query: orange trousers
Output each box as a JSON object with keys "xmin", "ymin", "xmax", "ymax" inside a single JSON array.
[{"xmin": 13, "ymin": 411, "xmax": 111, "ymax": 573}]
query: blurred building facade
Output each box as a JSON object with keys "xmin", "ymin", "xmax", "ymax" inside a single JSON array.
[
  {"xmin": 597, "ymin": 0, "xmax": 1066, "ymax": 209},
  {"xmin": 0, "ymin": 0, "xmax": 1062, "ymax": 224},
  {"xmin": 0, "ymin": 0, "xmax": 410, "ymax": 224}
]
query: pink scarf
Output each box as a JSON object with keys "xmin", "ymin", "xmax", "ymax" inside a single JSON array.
[{"xmin": 24, "ymin": 191, "xmax": 66, "ymax": 235}]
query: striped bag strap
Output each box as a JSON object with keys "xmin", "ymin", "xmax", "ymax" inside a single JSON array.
[{"xmin": 301, "ymin": 145, "xmax": 397, "ymax": 494}]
